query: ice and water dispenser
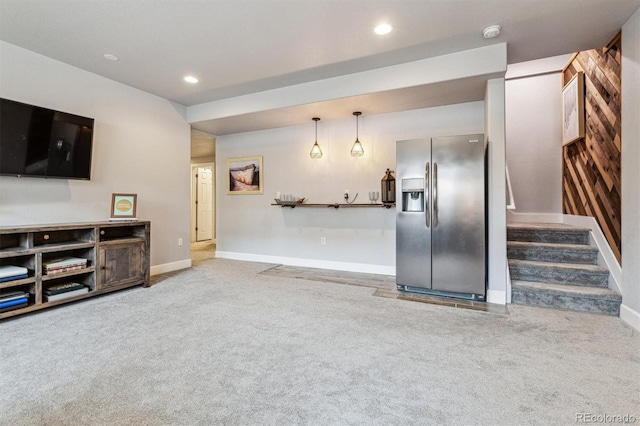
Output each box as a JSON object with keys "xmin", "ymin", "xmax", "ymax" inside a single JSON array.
[{"xmin": 401, "ymin": 178, "xmax": 424, "ymax": 212}]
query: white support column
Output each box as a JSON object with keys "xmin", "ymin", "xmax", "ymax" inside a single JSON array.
[{"xmin": 485, "ymin": 78, "xmax": 508, "ymax": 304}]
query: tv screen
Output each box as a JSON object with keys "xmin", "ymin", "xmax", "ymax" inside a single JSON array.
[{"xmin": 0, "ymin": 98, "xmax": 94, "ymax": 180}]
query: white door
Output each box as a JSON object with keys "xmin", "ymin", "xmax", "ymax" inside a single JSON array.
[{"xmin": 196, "ymin": 166, "xmax": 213, "ymax": 241}]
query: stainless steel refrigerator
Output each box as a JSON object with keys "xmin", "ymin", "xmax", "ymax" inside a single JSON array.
[{"xmin": 396, "ymin": 135, "xmax": 486, "ymax": 300}]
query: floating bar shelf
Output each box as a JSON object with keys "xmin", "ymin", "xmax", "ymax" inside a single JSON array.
[{"xmin": 271, "ymin": 203, "xmax": 394, "ymax": 209}]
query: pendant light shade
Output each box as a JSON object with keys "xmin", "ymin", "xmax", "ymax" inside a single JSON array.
[
  {"xmin": 350, "ymin": 111, "xmax": 364, "ymax": 157},
  {"xmin": 309, "ymin": 117, "xmax": 323, "ymax": 159}
]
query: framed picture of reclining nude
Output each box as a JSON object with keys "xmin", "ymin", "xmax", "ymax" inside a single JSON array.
[{"xmin": 227, "ymin": 156, "xmax": 263, "ymax": 195}]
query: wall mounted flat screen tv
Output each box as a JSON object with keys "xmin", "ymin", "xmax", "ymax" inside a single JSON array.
[{"xmin": 0, "ymin": 98, "xmax": 94, "ymax": 180}]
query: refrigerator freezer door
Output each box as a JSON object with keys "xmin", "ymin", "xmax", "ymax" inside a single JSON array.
[
  {"xmin": 396, "ymin": 139, "xmax": 431, "ymax": 289},
  {"xmin": 430, "ymin": 134, "xmax": 486, "ymax": 296}
]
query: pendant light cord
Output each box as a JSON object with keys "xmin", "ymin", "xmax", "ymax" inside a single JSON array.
[{"xmin": 356, "ymin": 113, "xmax": 359, "ymax": 141}]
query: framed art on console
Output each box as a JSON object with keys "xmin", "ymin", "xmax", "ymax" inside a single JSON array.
[{"xmin": 110, "ymin": 193, "xmax": 138, "ymax": 220}]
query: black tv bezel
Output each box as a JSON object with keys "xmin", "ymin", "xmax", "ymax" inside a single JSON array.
[{"xmin": 0, "ymin": 98, "xmax": 95, "ymax": 181}]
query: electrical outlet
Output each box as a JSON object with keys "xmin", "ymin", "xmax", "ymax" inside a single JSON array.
[
  {"xmin": 320, "ymin": 237, "xmax": 326, "ymax": 246},
  {"xmin": 178, "ymin": 238, "xmax": 183, "ymax": 246}
]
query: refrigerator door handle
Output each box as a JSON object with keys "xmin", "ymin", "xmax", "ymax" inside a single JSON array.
[
  {"xmin": 425, "ymin": 162, "xmax": 430, "ymax": 228},
  {"xmin": 433, "ymin": 162, "xmax": 438, "ymax": 228}
]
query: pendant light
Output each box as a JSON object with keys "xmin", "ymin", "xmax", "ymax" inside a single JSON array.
[
  {"xmin": 350, "ymin": 111, "xmax": 364, "ymax": 157},
  {"xmin": 309, "ymin": 117, "xmax": 323, "ymax": 159}
]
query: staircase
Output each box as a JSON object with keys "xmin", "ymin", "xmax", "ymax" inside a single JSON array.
[{"xmin": 507, "ymin": 223, "xmax": 621, "ymax": 316}]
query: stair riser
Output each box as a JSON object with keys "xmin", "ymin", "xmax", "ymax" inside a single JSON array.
[
  {"xmin": 509, "ymin": 265, "xmax": 608, "ymax": 287},
  {"xmin": 507, "ymin": 229, "xmax": 589, "ymax": 245},
  {"xmin": 512, "ymin": 289, "xmax": 620, "ymax": 316},
  {"xmin": 507, "ymin": 246, "xmax": 598, "ymax": 265}
]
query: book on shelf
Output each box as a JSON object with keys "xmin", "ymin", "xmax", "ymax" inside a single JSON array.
[
  {"xmin": 0, "ymin": 291, "xmax": 29, "ymax": 303},
  {"xmin": 45, "ymin": 265, "xmax": 88, "ymax": 275},
  {"xmin": 0, "ymin": 296, "xmax": 29, "ymax": 309},
  {"xmin": 0, "ymin": 302, "xmax": 28, "ymax": 313},
  {"xmin": 43, "ymin": 257, "xmax": 87, "ymax": 270},
  {"xmin": 42, "ymin": 257, "xmax": 88, "ymax": 275},
  {"xmin": 0, "ymin": 273, "xmax": 28, "ymax": 283},
  {"xmin": 45, "ymin": 287, "xmax": 89, "ymax": 302},
  {"xmin": 0, "ymin": 265, "xmax": 29, "ymax": 279},
  {"xmin": 45, "ymin": 282, "xmax": 86, "ymax": 295}
]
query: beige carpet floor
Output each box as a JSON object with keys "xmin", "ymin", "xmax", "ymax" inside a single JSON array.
[{"xmin": 1, "ymin": 257, "xmax": 638, "ymax": 425}]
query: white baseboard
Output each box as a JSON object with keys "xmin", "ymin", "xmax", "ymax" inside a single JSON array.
[
  {"xmin": 150, "ymin": 259, "xmax": 192, "ymax": 276},
  {"xmin": 620, "ymin": 304, "xmax": 640, "ymax": 331},
  {"xmin": 216, "ymin": 251, "xmax": 504, "ymax": 301},
  {"xmin": 215, "ymin": 251, "xmax": 396, "ymax": 276},
  {"xmin": 560, "ymin": 215, "xmax": 622, "ymax": 294},
  {"xmin": 487, "ymin": 289, "xmax": 507, "ymax": 305}
]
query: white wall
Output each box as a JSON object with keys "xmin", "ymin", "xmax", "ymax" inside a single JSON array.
[
  {"xmin": 621, "ymin": 8, "xmax": 640, "ymax": 330},
  {"xmin": 0, "ymin": 41, "xmax": 192, "ymax": 271},
  {"xmin": 215, "ymin": 102, "xmax": 484, "ymax": 275},
  {"xmin": 505, "ymin": 72, "xmax": 564, "ymax": 213}
]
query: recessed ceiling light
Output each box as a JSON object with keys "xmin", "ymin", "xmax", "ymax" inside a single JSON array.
[
  {"xmin": 374, "ymin": 23, "xmax": 392, "ymax": 35},
  {"xmin": 184, "ymin": 75, "xmax": 199, "ymax": 84},
  {"xmin": 482, "ymin": 25, "xmax": 501, "ymax": 39},
  {"xmin": 103, "ymin": 53, "xmax": 119, "ymax": 61}
]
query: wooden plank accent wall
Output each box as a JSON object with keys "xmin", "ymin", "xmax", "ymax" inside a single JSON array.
[{"xmin": 562, "ymin": 34, "xmax": 622, "ymax": 263}]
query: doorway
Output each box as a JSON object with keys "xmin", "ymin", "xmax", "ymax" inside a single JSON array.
[
  {"xmin": 190, "ymin": 129, "xmax": 216, "ymax": 263},
  {"xmin": 191, "ymin": 163, "xmax": 215, "ymax": 242}
]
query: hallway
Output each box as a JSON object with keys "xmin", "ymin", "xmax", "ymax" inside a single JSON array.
[{"xmin": 191, "ymin": 240, "xmax": 215, "ymax": 265}]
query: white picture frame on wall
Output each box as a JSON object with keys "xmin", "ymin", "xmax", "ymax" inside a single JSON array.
[{"xmin": 562, "ymin": 71, "xmax": 585, "ymax": 146}]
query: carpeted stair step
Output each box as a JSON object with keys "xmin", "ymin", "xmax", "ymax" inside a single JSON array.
[
  {"xmin": 507, "ymin": 241, "xmax": 599, "ymax": 265},
  {"xmin": 507, "ymin": 223, "xmax": 590, "ymax": 245},
  {"xmin": 511, "ymin": 280, "xmax": 621, "ymax": 316},
  {"xmin": 508, "ymin": 259, "xmax": 609, "ymax": 287}
]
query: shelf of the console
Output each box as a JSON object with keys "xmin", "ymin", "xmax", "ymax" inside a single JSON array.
[
  {"xmin": 41, "ymin": 266, "xmax": 96, "ymax": 281},
  {"xmin": 0, "ymin": 221, "xmax": 144, "ymax": 233},
  {"xmin": 0, "ymin": 276, "xmax": 35, "ymax": 289},
  {"xmin": 34, "ymin": 241, "xmax": 96, "ymax": 253},
  {"xmin": 0, "ymin": 241, "xmax": 95, "ymax": 258},
  {"xmin": 271, "ymin": 203, "xmax": 394, "ymax": 209},
  {"xmin": 0, "ymin": 247, "xmax": 30, "ymax": 259},
  {"xmin": 99, "ymin": 237, "xmax": 146, "ymax": 245}
]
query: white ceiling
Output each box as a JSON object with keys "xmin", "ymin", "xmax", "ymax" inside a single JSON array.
[{"xmin": 1, "ymin": 0, "xmax": 638, "ymax": 136}]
